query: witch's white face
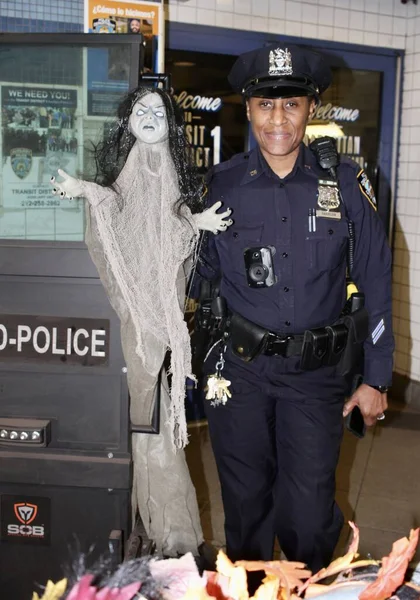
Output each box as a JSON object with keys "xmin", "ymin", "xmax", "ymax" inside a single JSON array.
[{"xmin": 129, "ymin": 92, "xmax": 168, "ymax": 144}]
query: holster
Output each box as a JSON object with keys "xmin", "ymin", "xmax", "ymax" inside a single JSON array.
[
  {"xmin": 336, "ymin": 307, "xmax": 369, "ymax": 376},
  {"xmin": 229, "ymin": 311, "xmax": 268, "ymax": 362},
  {"xmin": 195, "ymin": 279, "xmax": 221, "ymax": 332},
  {"xmin": 192, "ymin": 279, "xmax": 224, "ymax": 372}
]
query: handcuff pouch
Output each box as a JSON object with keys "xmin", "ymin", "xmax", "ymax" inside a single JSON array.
[{"xmin": 229, "ymin": 312, "xmax": 268, "ymax": 362}]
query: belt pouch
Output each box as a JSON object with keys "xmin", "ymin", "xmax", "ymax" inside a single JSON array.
[
  {"xmin": 300, "ymin": 328, "xmax": 329, "ymax": 370},
  {"xmin": 229, "ymin": 312, "xmax": 268, "ymax": 362},
  {"xmin": 336, "ymin": 307, "xmax": 369, "ymax": 376},
  {"xmin": 325, "ymin": 323, "xmax": 348, "ymax": 366}
]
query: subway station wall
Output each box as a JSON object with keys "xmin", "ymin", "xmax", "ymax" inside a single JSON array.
[{"xmin": 166, "ymin": 0, "xmax": 407, "ymax": 50}]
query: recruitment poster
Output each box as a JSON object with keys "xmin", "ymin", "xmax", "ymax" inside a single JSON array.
[
  {"xmin": 84, "ymin": 0, "xmax": 161, "ymax": 38},
  {"xmin": 1, "ymin": 85, "xmax": 79, "ymax": 209}
]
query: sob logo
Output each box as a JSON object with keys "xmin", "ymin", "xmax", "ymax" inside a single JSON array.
[{"xmin": 7, "ymin": 502, "xmax": 45, "ymax": 538}]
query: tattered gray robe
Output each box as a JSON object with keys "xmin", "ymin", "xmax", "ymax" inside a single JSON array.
[{"xmin": 82, "ymin": 141, "xmax": 203, "ymax": 556}]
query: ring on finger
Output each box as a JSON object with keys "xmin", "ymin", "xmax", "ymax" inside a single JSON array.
[{"xmin": 376, "ymin": 412, "xmax": 385, "ymax": 421}]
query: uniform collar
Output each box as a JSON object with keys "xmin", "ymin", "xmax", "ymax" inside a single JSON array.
[
  {"xmin": 240, "ymin": 147, "xmax": 264, "ymax": 186},
  {"xmin": 240, "ymin": 143, "xmax": 326, "ymax": 186}
]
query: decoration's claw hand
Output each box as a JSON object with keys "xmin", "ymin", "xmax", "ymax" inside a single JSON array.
[
  {"xmin": 193, "ymin": 201, "xmax": 233, "ymax": 234},
  {"xmin": 49, "ymin": 168, "xmax": 83, "ymax": 198}
]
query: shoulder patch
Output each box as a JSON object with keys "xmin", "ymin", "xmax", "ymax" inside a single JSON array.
[{"xmin": 357, "ymin": 169, "xmax": 377, "ymax": 211}]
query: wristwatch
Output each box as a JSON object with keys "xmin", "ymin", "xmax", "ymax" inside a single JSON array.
[{"xmin": 369, "ymin": 385, "xmax": 389, "ymax": 393}]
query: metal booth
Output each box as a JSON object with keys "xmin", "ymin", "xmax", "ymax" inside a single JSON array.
[{"xmin": 0, "ymin": 33, "xmax": 151, "ymax": 598}]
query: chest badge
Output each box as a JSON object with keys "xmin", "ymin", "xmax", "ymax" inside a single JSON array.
[{"xmin": 316, "ymin": 179, "xmax": 341, "ymax": 220}]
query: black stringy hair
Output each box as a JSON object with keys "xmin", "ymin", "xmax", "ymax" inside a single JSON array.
[{"xmin": 93, "ymin": 86, "xmax": 204, "ymax": 215}]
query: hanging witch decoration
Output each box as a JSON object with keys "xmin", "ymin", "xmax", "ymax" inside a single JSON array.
[
  {"xmin": 51, "ymin": 84, "xmax": 231, "ymax": 448},
  {"xmin": 50, "ymin": 83, "xmax": 232, "ymax": 557}
]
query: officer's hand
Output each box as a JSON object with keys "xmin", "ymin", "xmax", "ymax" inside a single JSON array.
[
  {"xmin": 193, "ymin": 201, "xmax": 233, "ymax": 234},
  {"xmin": 343, "ymin": 383, "xmax": 388, "ymax": 427},
  {"xmin": 50, "ymin": 169, "xmax": 83, "ymax": 199}
]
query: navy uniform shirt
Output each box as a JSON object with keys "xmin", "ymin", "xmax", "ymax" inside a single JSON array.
[{"xmin": 197, "ymin": 142, "xmax": 394, "ymax": 386}]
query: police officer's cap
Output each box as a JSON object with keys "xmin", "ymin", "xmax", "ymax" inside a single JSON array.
[{"xmin": 228, "ymin": 43, "xmax": 331, "ymax": 100}]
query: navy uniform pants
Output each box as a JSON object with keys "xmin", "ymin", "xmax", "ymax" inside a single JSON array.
[{"xmin": 203, "ymin": 349, "xmax": 348, "ymax": 573}]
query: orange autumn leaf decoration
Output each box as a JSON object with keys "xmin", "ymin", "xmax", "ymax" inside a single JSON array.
[
  {"xmin": 235, "ymin": 560, "xmax": 311, "ymax": 592},
  {"xmin": 358, "ymin": 528, "xmax": 420, "ymax": 600},
  {"xmin": 299, "ymin": 522, "xmax": 361, "ymax": 594},
  {"xmin": 216, "ymin": 551, "xmax": 248, "ymax": 600},
  {"xmin": 214, "ymin": 551, "xmax": 310, "ymax": 600},
  {"xmin": 252, "ymin": 576, "xmax": 279, "ymax": 600}
]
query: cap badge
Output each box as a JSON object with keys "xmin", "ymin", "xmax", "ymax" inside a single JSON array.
[{"xmin": 269, "ymin": 48, "xmax": 293, "ymax": 76}]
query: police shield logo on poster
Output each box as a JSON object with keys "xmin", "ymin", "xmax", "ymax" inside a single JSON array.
[
  {"xmin": 92, "ymin": 17, "xmax": 117, "ymax": 32},
  {"xmin": 0, "ymin": 315, "xmax": 110, "ymax": 366},
  {"xmin": 10, "ymin": 147, "xmax": 32, "ymax": 180}
]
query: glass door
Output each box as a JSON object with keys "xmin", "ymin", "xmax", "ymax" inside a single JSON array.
[
  {"xmin": 306, "ymin": 67, "xmax": 382, "ymax": 191},
  {"xmin": 167, "ymin": 49, "xmax": 246, "ymax": 174}
]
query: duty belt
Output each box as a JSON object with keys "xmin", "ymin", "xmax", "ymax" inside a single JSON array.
[
  {"xmin": 198, "ymin": 294, "xmax": 368, "ymax": 374},
  {"xmin": 219, "ymin": 306, "xmax": 368, "ymax": 374}
]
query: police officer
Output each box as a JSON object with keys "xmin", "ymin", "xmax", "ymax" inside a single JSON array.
[{"xmin": 196, "ymin": 43, "xmax": 393, "ymax": 573}]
